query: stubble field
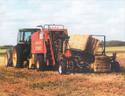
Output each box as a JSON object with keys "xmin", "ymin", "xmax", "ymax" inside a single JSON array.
[{"xmin": 0, "ymin": 47, "xmax": 125, "ymax": 96}]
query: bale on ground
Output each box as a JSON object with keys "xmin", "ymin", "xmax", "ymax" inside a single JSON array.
[
  {"xmin": 0, "ymin": 53, "xmax": 7, "ymax": 67},
  {"xmin": 92, "ymin": 55, "xmax": 111, "ymax": 72}
]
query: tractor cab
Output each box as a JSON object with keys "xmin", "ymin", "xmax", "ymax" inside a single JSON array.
[
  {"xmin": 12, "ymin": 28, "xmax": 41, "ymax": 67},
  {"xmin": 18, "ymin": 28, "xmax": 41, "ymax": 43},
  {"xmin": 7, "ymin": 24, "xmax": 71, "ymax": 72}
]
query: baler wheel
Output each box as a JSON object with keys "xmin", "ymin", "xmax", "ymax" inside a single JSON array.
[
  {"xmin": 58, "ymin": 60, "xmax": 67, "ymax": 74},
  {"xmin": 35, "ymin": 54, "xmax": 45, "ymax": 71},
  {"xmin": 114, "ymin": 62, "xmax": 120, "ymax": 72},
  {"xmin": 111, "ymin": 61, "xmax": 120, "ymax": 72}
]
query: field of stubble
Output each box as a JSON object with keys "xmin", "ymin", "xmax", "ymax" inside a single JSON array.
[{"xmin": 0, "ymin": 49, "xmax": 125, "ymax": 96}]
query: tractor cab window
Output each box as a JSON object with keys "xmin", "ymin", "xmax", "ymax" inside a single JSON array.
[
  {"xmin": 17, "ymin": 32, "xmax": 23, "ymax": 42},
  {"xmin": 17, "ymin": 31, "xmax": 32, "ymax": 43},
  {"xmin": 24, "ymin": 32, "xmax": 32, "ymax": 42}
]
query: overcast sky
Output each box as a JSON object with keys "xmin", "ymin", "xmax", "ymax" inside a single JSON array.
[{"xmin": 0, "ymin": 0, "xmax": 125, "ymax": 45}]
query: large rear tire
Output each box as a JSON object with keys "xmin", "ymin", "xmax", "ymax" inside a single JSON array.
[{"xmin": 12, "ymin": 45, "xmax": 23, "ymax": 68}]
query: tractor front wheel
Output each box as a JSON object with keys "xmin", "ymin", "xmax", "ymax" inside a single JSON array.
[{"xmin": 6, "ymin": 49, "xmax": 13, "ymax": 67}]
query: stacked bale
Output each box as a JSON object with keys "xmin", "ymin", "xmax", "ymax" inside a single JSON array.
[
  {"xmin": 69, "ymin": 35, "xmax": 89, "ymax": 51},
  {"xmin": 85, "ymin": 36, "xmax": 100, "ymax": 54},
  {"xmin": 0, "ymin": 53, "xmax": 7, "ymax": 67},
  {"xmin": 69, "ymin": 35, "xmax": 100, "ymax": 55},
  {"xmin": 93, "ymin": 56, "xmax": 111, "ymax": 72}
]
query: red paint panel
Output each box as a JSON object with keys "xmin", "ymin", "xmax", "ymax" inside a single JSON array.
[
  {"xmin": 64, "ymin": 49, "xmax": 72, "ymax": 58},
  {"xmin": 31, "ymin": 32, "xmax": 46, "ymax": 54}
]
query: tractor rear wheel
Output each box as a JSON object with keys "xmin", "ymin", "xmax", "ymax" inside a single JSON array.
[{"xmin": 12, "ymin": 45, "xmax": 23, "ymax": 67}]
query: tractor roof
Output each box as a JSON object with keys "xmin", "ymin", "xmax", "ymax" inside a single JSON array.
[{"xmin": 19, "ymin": 28, "xmax": 41, "ymax": 32}]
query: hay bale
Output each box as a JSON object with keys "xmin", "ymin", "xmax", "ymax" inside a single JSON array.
[
  {"xmin": 93, "ymin": 56, "xmax": 111, "ymax": 72},
  {"xmin": 0, "ymin": 53, "xmax": 7, "ymax": 67},
  {"xmin": 69, "ymin": 35, "xmax": 89, "ymax": 51},
  {"xmin": 69, "ymin": 35, "xmax": 100, "ymax": 54},
  {"xmin": 85, "ymin": 36, "xmax": 100, "ymax": 54}
]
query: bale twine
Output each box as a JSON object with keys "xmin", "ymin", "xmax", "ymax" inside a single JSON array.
[{"xmin": 93, "ymin": 56, "xmax": 111, "ymax": 72}]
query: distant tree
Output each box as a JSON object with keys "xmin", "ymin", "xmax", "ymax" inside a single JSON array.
[
  {"xmin": 0, "ymin": 45, "xmax": 13, "ymax": 49},
  {"xmin": 104, "ymin": 41, "xmax": 125, "ymax": 47}
]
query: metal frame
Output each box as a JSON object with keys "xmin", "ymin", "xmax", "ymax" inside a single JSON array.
[
  {"xmin": 90, "ymin": 35, "xmax": 106, "ymax": 55},
  {"xmin": 44, "ymin": 24, "xmax": 64, "ymax": 29}
]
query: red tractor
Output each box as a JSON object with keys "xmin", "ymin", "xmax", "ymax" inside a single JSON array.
[{"xmin": 6, "ymin": 24, "xmax": 72, "ymax": 74}]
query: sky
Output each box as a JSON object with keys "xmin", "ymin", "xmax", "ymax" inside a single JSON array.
[{"xmin": 0, "ymin": 0, "xmax": 125, "ymax": 45}]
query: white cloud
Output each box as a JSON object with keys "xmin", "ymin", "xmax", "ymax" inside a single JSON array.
[{"xmin": 0, "ymin": 0, "xmax": 125, "ymax": 45}]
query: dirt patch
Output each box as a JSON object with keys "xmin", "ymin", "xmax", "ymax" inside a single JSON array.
[
  {"xmin": 0, "ymin": 52, "xmax": 125, "ymax": 96},
  {"xmin": 0, "ymin": 67, "xmax": 125, "ymax": 96}
]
